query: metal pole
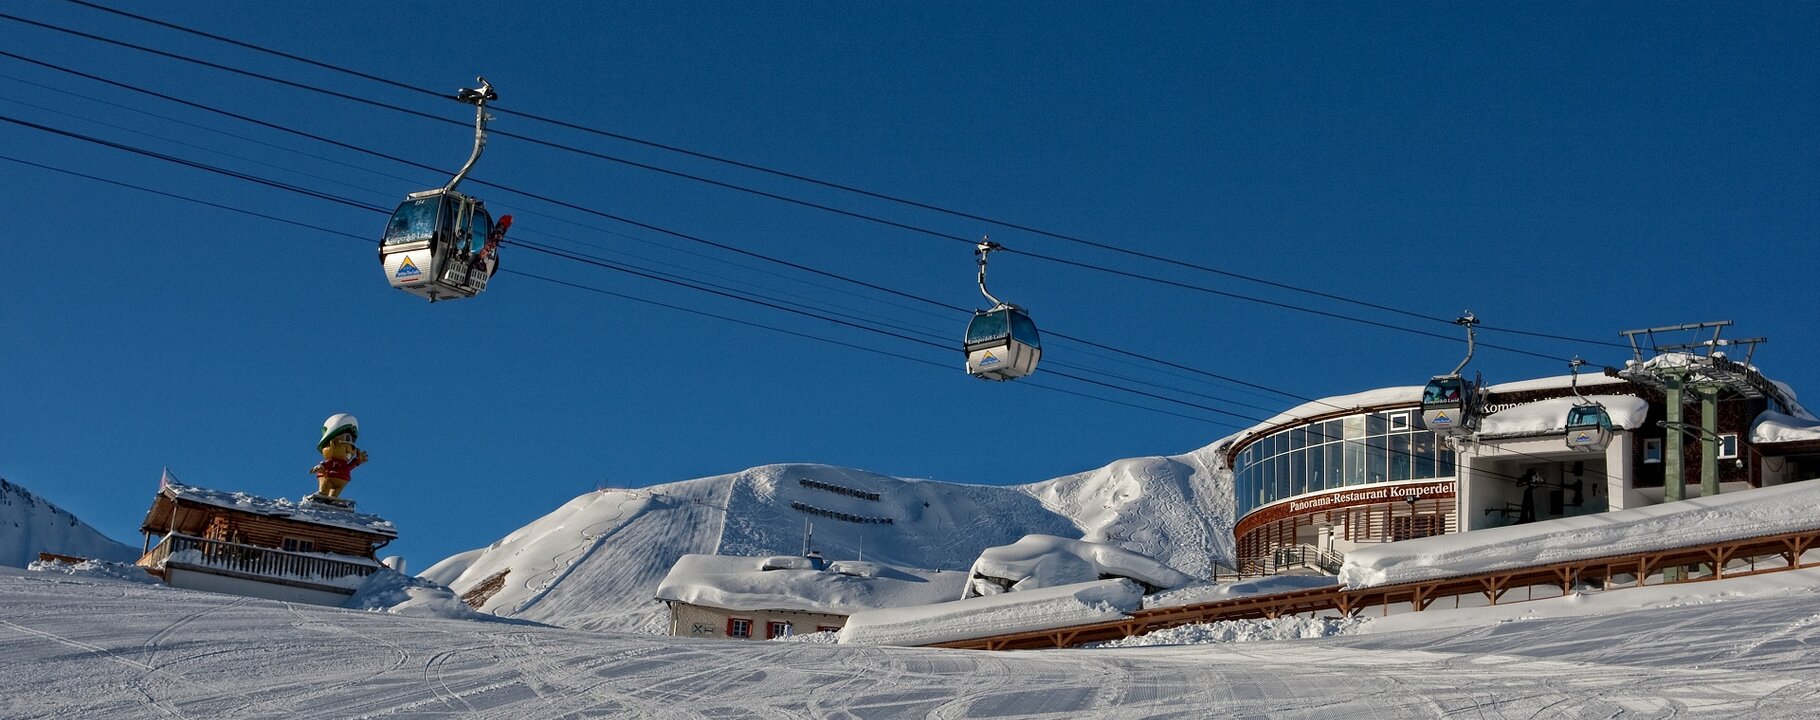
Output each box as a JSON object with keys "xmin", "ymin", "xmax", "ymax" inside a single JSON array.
[
  {"xmin": 1663, "ymin": 367, "xmax": 1686, "ymax": 503},
  {"xmin": 1700, "ymin": 384, "xmax": 1720, "ymax": 498}
]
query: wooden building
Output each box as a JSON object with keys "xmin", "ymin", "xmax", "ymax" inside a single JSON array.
[{"xmin": 136, "ymin": 475, "xmax": 397, "ymax": 606}]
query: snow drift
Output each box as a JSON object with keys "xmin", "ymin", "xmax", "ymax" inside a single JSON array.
[{"xmin": 1339, "ymin": 479, "xmax": 1820, "ymax": 588}]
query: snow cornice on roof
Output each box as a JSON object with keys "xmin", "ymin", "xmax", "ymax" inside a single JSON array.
[{"xmin": 151, "ymin": 481, "xmax": 398, "ymax": 538}]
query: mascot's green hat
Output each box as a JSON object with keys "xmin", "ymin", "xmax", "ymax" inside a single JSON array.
[{"xmin": 318, "ymin": 414, "xmax": 360, "ymax": 450}]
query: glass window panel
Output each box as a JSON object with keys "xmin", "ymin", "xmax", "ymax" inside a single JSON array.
[
  {"xmin": 1276, "ymin": 452, "xmax": 1289, "ymax": 499},
  {"xmin": 1008, "ymin": 311, "xmax": 1041, "ymax": 349},
  {"xmin": 1367, "ymin": 435, "xmax": 1387, "ymax": 483},
  {"xmin": 1367, "ymin": 413, "xmax": 1387, "ymax": 437},
  {"xmin": 1308, "ymin": 446, "xmax": 1325, "ymax": 492},
  {"xmin": 1261, "ymin": 457, "xmax": 1275, "ymax": 503},
  {"xmin": 383, "ymin": 196, "xmax": 440, "ymax": 245},
  {"xmin": 1289, "ymin": 448, "xmax": 1303, "ymax": 496},
  {"xmin": 1344, "ymin": 439, "xmax": 1366, "ymax": 485},
  {"xmin": 1344, "ymin": 416, "xmax": 1365, "ymax": 441},
  {"xmin": 1324, "ymin": 420, "xmax": 1342, "ymax": 445},
  {"xmin": 1413, "ymin": 432, "xmax": 1436, "ymax": 479},
  {"xmin": 1390, "ymin": 434, "xmax": 1411, "ymax": 482},
  {"xmin": 1438, "ymin": 444, "xmax": 1457, "ymax": 477},
  {"xmin": 1326, "ymin": 442, "xmax": 1343, "ymax": 489},
  {"xmin": 964, "ymin": 311, "xmax": 1009, "ymax": 344}
]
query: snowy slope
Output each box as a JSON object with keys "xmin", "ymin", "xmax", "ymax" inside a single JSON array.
[
  {"xmin": 1020, "ymin": 442, "xmax": 1236, "ymax": 578},
  {"xmin": 0, "ymin": 478, "xmax": 137, "ymax": 567},
  {"xmin": 8, "ymin": 563, "xmax": 1820, "ymax": 718},
  {"xmin": 424, "ymin": 451, "xmax": 1238, "ymax": 632}
]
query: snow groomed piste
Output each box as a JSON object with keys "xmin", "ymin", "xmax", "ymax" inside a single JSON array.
[{"xmin": 917, "ymin": 480, "xmax": 1820, "ymax": 650}]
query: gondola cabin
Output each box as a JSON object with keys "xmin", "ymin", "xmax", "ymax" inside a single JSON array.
[
  {"xmin": 965, "ymin": 306, "xmax": 1041, "ymax": 381},
  {"xmin": 1421, "ymin": 375, "xmax": 1472, "ymax": 437},
  {"xmin": 1564, "ymin": 404, "xmax": 1614, "ymax": 452},
  {"xmin": 380, "ymin": 190, "xmax": 497, "ymax": 302}
]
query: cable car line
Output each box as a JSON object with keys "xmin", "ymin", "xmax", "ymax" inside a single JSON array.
[
  {"xmin": 0, "ymin": 67, "xmax": 422, "ymax": 192},
  {"xmin": 55, "ymin": 0, "xmax": 1632, "ymax": 353},
  {"xmin": 0, "ymin": 99, "xmax": 1587, "ymax": 441},
  {"xmin": 1, "ymin": 146, "xmax": 1236, "ymax": 431},
  {"xmin": 4, "ymin": 161, "xmax": 1623, "ymax": 488},
  {"xmin": 7, "ymin": 145, "xmax": 1647, "ymax": 485},
  {"xmin": 1, "ymin": 14, "xmax": 1633, "ymax": 360},
  {"xmin": 0, "ymin": 104, "xmax": 1625, "ymax": 456},
  {"xmin": 0, "ymin": 106, "xmax": 1279, "ymax": 419},
  {"xmin": 0, "ymin": 114, "xmax": 382, "ymax": 213}
]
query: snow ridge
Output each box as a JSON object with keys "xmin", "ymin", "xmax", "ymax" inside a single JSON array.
[
  {"xmin": 0, "ymin": 478, "xmax": 137, "ymax": 568},
  {"xmin": 424, "ymin": 443, "xmax": 1241, "ymax": 632}
]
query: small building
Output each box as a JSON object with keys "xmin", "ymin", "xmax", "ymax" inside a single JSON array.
[
  {"xmin": 135, "ymin": 475, "xmax": 397, "ymax": 606},
  {"xmin": 654, "ymin": 554, "xmax": 967, "ymax": 640}
]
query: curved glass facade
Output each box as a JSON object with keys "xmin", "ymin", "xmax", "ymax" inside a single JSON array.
[{"xmin": 1235, "ymin": 407, "xmax": 1456, "ymax": 517}]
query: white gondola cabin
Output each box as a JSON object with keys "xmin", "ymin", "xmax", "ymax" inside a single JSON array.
[
  {"xmin": 379, "ymin": 77, "xmax": 510, "ymax": 302},
  {"xmin": 380, "ymin": 191, "xmax": 502, "ymax": 301},
  {"xmin": 1420, "ymin": 375, "xmax": 1473, "ymax": 437},
  {"xmin": 1564, "ymin": 404, "xmax": 1614, "ymax": 451},
  {"xmin": 965, "ymin": 306, "xmax": 1041, "ymax": 381}
]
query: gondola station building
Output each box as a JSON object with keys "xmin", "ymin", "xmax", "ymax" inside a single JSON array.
[{"xmin": 1228, "ymin": 350, "xmax": 1820, "ymax": 575}]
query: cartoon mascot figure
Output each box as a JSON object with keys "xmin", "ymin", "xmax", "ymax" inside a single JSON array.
[{"xmin": 312, "ymin": 414, "xmax": 367, "ymax": 499}]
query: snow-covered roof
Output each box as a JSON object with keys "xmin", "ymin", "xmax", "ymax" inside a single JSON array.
[
  {"xmin": 653, "ymin": 554, "xmax": 967, "ymax": 614},
  {"xmin": 1231, "ymin": 375, "xmax": 1635, "ymax": 445},
  {"xmin": 1232, "ymin": 386, "xmax": 1425, "ymax": 442},
  {"xmin": 156, "ymin": 481, "xmax": 397, "ymax": 538},
  {"xmin": 838, "ymin": 578, "xmax": 1143, "ymax": 646},
  {"xmin": 1338, "ymin": 479, "xmax": 1820, "ymax": 589},
  {"xmin": 965, "ymin": 534, "xmax": 1193, "ymax": 596},
  {"xmin": 1476, "ymin": 395, "xmax": 1650, "ymax": 438},
  {"xmin": 1482, "ymin": 372, "xmax": 1627, "ymax": 394},
  {"xmin": 1752, "ymin": 411, "xmax": 1820, "ymax": 445}
]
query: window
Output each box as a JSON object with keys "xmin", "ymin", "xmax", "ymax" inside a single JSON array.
[
  {"xmin": 1644, "ymin": 438, "xmax": 1663, "ymax": 464},
  {"xmin": 767, "ymin": 621, "xmax": 792, "ymax": 639},
  {"xmin": 280, "ymin": 537, "xmax": 315, "ymax": 553},
  {"xmin": 1388, "ymin": 412, "xmax": 1411, "ymax": 431},
  {"xmin": 727, "ymin": 618, "xmax": 752, "ymax": 638},
  {"xmin": 382, "ymin": 197, "xmax": 439, "ymax": 245},
  {"xmin": 1718, "ymin": 434, "xmax": 1739, "ymax": 460},
  {"xmin": 817, "ymin": 625, "xmax": 841, "ymax": 633}
]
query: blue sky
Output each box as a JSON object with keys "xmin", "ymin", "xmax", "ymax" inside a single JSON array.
[{"xmin": 3, "ymin": 1, "xmax": 1815, "ymax": 567}]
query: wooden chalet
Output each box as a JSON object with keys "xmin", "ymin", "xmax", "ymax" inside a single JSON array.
[{"xmin": 136, "ymin": 476, "xmax": 398, "ymax": 606}]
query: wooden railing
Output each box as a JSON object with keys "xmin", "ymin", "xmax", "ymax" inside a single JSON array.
[
  {"xmin": 931, "ymin": 525, "xmax": 1820, "ymax": 651},
  {"xmin": 140, "ymin": 533, "xmax": 379, "ymax": 589}
]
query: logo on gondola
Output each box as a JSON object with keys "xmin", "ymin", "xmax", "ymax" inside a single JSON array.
[
  {"xmin": 394, "ymin": 256, "xmax": 422, "ymax": 278},
  {"xmin": 1431, "ymin": 411, "xmax": 1452, "ymax": 426},
  {"xmin": 980, "ymin": 351, "xmax": 1001, "ymax": 367},
  {"xmin": 1572, "ymin": 432, "xmax": 1592, "ymax": 444}
]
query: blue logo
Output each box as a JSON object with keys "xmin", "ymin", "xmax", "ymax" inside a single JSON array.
[
  {"xmin": 394, "ymin": 256, "xmax": 422, "ymax": 278},
  {"xmin": 980, "ymin": 351, "xmax": 1000, "ymax": 367}
]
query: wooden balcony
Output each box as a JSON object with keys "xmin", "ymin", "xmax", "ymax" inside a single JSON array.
[{"xmin": 138, "ymin": 533, "xmax": 380, "ymax": 594}]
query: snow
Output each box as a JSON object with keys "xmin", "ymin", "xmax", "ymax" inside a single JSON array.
[
  {"xmin": 839, "ymin": 578, "xmax": 1145, "ymax": 646},
  {"xmin": 963, "ymin": 534, "xmax": 1194, "ymax": 597},
  {"xmin": 1230, "ymin": 386, "xmax": 1424, "ymax": 439},
  {"xmin": 0, "ymin": 478, "xmax": 138, "ymax": 567},
  {"xmin": 343, "ymin": 568, "xmax": 528, "ymax": 622},
  {"xmin": 1145, "ymin": 574, "xmax": 1341, "ymax": 609},
  {"xmin": 1476, "ymin": 394, "xmax": 1650, "ymax": 437},
  {"xmin": 653, "ymin": 553, "xmax": 967, "ymax": 614},
  {"xmin": 423, "ymin": 461, "xmax": 1233, "ymax": 632},
  {"xmin": 27, "ymin": 558, "xmax": 162, "ymax": 585},
  {"xmin": 1095, "ymin": 615, "xmax": 1365, "ymax": 648},
  {"xmin": 1753, "ymin": 410, "xmax": 1820, "ymax": 444},
  {"xmin": 1483, "ymin": 371, "xmax": 1627, "ymax": 394},
  {"xmin": 9, "ymin": 563, "xmax": 1820, "ymax": 717},
  {"xmin": 1339, "ymin": 479, "xmax": 1820, "ymax": 588},
  {"xmin": 160, "ymin": 479, "xmax": 398, "ymax": 537}
]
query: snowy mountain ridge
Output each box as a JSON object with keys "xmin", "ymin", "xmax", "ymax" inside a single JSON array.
[
  {"xmin": 0, "ymin": 477, "xmax": 137, "ymax": 568},
  {"xmin": 420, "ymin": 438, "xmax": 1238, "ymax": 632}
]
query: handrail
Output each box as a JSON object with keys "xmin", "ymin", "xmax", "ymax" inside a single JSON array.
[
  {"xmin": 932, "ymin": 524, "xmax": 1820, "ymax": 651},
  {"xmin": 141, "ymin": 533, "xmax": 380, "ymax": 586}
]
